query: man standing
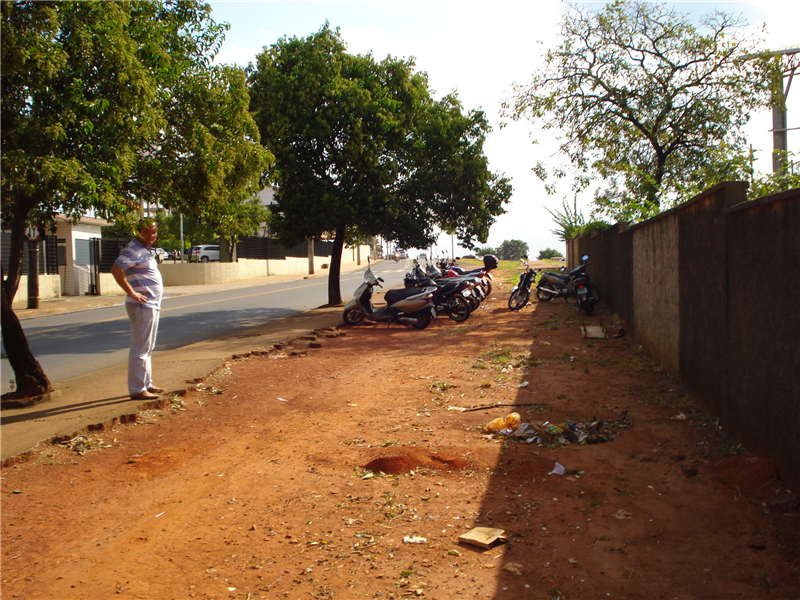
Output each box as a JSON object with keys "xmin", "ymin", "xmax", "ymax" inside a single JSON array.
[{"xmin": 111, "ymin": 219, "xmax": 166, "ymax": 400}]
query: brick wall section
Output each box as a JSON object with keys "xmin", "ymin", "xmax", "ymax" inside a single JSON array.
[
  {"xmin": 678, "ymin": 183, "xmax": 747, "ymax": 419},
  {"xmin": 723, "ymin": 189, "xmax": 800, "ymax": 480},
  {"xmin": 632, "ymin": 212, "xmax": 681, "ymax": 374},
  {"xmin": 572, "ymin": 182, "xmax": 800, "ymax": 488}
]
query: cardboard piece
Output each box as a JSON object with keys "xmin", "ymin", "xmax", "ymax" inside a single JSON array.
[
  {"xmin": 580, "ymin": 325, "xmax": 608, "ymax": 339},
  {"xmin": 458, "ymin": 527, "xmax": 507, "ymax": 549}
]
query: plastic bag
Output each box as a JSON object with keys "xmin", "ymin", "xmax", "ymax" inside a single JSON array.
[{"xmin": 484, "ymin": 412, "xmax": 522, "ymax": 434}]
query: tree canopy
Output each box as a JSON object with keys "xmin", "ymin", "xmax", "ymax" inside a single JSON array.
[
  {"xmin": 248, "ymin": 24, "xmax": 511, "ymax": 304},
  {"xmin": 1, "ymin": 0, "xmax": 268, "ymax": 398},
  {"xmin": 495, "ymin": 239, "xmax": 530, "ymax": 261},
  {"xmin": 505, "ymin": 0, "xmax": 780, "ymax": 222},
  {"xmin": 537, "ymin": 248, "xmax": 563, "ymax": 260}
]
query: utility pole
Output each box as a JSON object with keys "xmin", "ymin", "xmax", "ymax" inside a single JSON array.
[
  {"xmin": 765, "ymin": 46, "xmax": 799, "ymax": 173},
  {"xmin": 26, "ymin": 226, "xmax": 40, "ymax": 309}
]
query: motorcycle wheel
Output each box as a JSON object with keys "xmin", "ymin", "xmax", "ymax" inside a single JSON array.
[
  {"xmin": 589, "ymin": 284, "xmax": 600, "ymax": 304},
  {"xmin": 483, "ymin": 280, "xmax": 493, "ymax": 297},
  {"xmin": 508, "ymin": 289, "xmax": 529, "ymax": 311},
  {"xmin": 466, "ymin": 294, "xmax": 480, "ymax": 312},
  {"xmin": 446, "ymin": 295, "xmax": 471, "ymax": 322},
  {"xmin": 343, "ymin": 307, "xmax": 365, "ymax": 324},
  {"xmin": 411, "ymin": 311, "xmax": 431, "ymax": 329},
  {"xmin": 581, "ymin": 284, "xmax": 600, "ymax": 316},
  {"xmin": 536, "ymin": 282, "xmax": 555, "ymax": 302}
]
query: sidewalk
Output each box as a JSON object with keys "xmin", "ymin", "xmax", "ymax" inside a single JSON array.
[{"xmin": 2, "ymin": 264, "xmax": 370, "ymax": 464}]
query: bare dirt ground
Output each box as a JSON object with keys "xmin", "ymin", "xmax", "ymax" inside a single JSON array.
[{"xmin": 2, "ymin": 264, "xmax": 799, "ymax": 600}]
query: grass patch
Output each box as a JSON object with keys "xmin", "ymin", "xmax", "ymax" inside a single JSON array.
[
  {"xmin": 430, "ymin": 381, "xmax": 455, "ymax": 394},
  {"xmin": 443, "ymin": 325, "xmax": 473, "ymax": 336}
]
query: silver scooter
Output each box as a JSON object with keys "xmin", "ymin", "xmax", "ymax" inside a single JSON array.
[{"xmin": 343, "ymin": 264, "xmax": 438, "ymax": 329}]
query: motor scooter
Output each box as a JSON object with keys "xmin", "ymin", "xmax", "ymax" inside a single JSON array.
[{"xmin": 343, "ymin": 264, "xmax": 438, "ymax": 329}]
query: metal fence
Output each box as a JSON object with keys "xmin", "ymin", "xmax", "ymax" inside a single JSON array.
[{"xmin": 0, "ymin": 233, "xmax": 59, "ymax": 276}]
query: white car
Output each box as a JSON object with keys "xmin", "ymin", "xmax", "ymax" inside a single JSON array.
[{"xmin": 189, "ymin": 245, "xmax": 220, "ymax": 263}]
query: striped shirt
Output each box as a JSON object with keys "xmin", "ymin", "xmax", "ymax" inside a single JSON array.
[{"xmin": 113, "ymin": 238, "xmax": 163, "ymax": 310}]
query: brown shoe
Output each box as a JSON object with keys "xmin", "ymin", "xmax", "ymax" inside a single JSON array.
[
  {"xmin": 147, "ymin": 386, "xmax": 166, "ymax": 393},
  {"xmin": 130, "ymin": 391, "xmax": 160, "ymax": 400}
]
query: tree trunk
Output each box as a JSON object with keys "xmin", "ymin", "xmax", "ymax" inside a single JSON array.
[
  {"xmin": 327, "ymin": 224, "xmax": 347, "ymax": 306},
  {"xmin": 1, "ymin": 272, "xmax": 52, "ymax": 399},
  {"xmin": 1, "ymin": 196, "xmax": 53, "ymax": 399}
]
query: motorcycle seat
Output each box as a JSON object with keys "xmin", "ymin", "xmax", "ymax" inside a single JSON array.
[
  {"xmin": 385, "ymin": 287, "xmax": 430, "ymax": 304},
  {"xmin": 545, "ymin": 272, "xmax": 570, "ymax": 281}
]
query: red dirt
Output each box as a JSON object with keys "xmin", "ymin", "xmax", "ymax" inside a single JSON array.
[{"xmin": 2, "ymin": 266, "xmax": 798, "ymax": 600}]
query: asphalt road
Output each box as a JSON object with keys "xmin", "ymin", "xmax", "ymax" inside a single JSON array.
[{"xmin": 1, "ymin": 261, "xmax": 408, "ymax": 395}]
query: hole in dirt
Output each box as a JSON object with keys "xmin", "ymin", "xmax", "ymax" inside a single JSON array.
[{"xmin": 362, "ymin": 448, "xmax": 468, "ymax": 475}]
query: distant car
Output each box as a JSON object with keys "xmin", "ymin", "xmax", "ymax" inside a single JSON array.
[
  {"xmin": 417, "ymin": 252, "xmax": 427, "ymax": 261},
  {"xmin": 188, "ymin": 245, "xmax": 220, "ymax": 263},
  {"xmin": 153, "ymin": 248, "xmax": 169, "ymax": 263}
]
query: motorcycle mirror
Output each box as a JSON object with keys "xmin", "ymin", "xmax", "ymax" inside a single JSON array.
[
  {"xmin": 582, "ymin": 254, "xmax": 589, "ymax": 261},
  {"xmin": 378, "ymin": 277, "xmax": 384, "ymax": 282}
]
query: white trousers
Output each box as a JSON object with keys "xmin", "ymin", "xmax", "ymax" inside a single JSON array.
[{"xmin": 126, "ymin": 304, "xmax": 160, "ymax": 395}]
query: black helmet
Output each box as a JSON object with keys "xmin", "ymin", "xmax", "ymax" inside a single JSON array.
[{"xmin": 483, "ymin": 254, "xmax": 498, "ymax": 270}]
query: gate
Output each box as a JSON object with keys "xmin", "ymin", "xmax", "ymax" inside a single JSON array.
[{"xmin": 75, "ymin": 239, "xmax": 98, "ymax": 295}]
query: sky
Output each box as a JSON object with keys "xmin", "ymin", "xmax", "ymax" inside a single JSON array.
[{"xmin": 208, "ymin": 0, "xmax": 800, "ymax": 258}]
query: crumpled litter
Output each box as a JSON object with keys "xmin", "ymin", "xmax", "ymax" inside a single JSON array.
[
  {"xmin": 483, "ymin": 412, "xmax": 634, "ymax": 445},
  {"xmin": 484, "ymin": 412, "xmax": 521, "ymax": 434},
  {"xmin": 403, "ymin": 535, "xmax": 427, "ymax": 544}
]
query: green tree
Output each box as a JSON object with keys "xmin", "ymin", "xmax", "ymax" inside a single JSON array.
[
  {"xmin": 1, "ymin": 1, "xmax": 265, "ymax": 399},
  {"xmin": 495, "ymin": 239, "xmax": 529, "ymax": 261},
  {"xmin": 546, "ymin": 196, "xmax": 612, "ymax": 241},
  {"xmin": 475, "ymin": 246, "xmax": 495, "ymax": 257},
  {"xmin": 249, "ymin": 24, "xmax": 511, "ymax": 304},
  {"xmin": 537, "ymin": 248, "xmax": 563, "ymax": 260},
  {"xmin": 138, "ymin": 63, "xmax": 272, "ymax": 239},
  {"xmin": 546, "ymin": 197, "xmax": 585, "ymax": 242},
  {"xmin": 505, "ymin": 0, "xmax": 779, "ymax": 222},
  {"xmin": 207, "ymin": 196, "xmax": 271, "ymax": 260},
  {"xmin": 159, "ymin": 213, "xmax": 217, "ymax": 252}
]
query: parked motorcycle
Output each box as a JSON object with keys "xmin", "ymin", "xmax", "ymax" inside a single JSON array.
[
  {"xmin": 343, "ymin": 264, "xmax": 438, "ymax": 329},
  {"xmin": 571, "ymin": 255, "xmax": 600, "ymax": 315},
  {"xmin": 422, "ymin": 262, "xmax": 487, "ymax": 311},
  {"xmin": 508, "ymin": 258, "xmax": 536, "ymax": 311},
  {"xmin": 405, "ymin": 265, "xmax": 472, "ymax": 322},
  {"xmin": 536, "ymin": 265, "xmax": 573, "ymax": 303},
  {"xmin": 437, "ymin": 255, "xmax": 498, "ymax": 296},
  {"xmin": 536, "ymin": 255, "xmax": 599, "ymax": 315}
]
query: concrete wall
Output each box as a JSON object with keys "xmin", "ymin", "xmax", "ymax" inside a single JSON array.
[
  {"xmin": 579, "ymin": 223, "xmax": 633, "ymax": 328},
  {"xmin": 95, "ymin": 273, "xmax": 118, "ymax": 297},
  {"xmin": 158, "ymin": 245, "xmax": 370, "ymax": 287},
  {"xmin": 574, "ymin": 182, "xmax": 800, "ymax": 488},
  {"xmin": 677, "ymin": 183, "xmax": 747, "ymax": 419},
  {"xmin": 723, "ymin": 189, "xmax": 800, "ymax": 481},
  {"xmin": 11, "ymin": 275, "xmax": 62, "ymax": 305},
  {"xmin": 631, "ymin": 210, "xmax": 680, "ymax": 374}
]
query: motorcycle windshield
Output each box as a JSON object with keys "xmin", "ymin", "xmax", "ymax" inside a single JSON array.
[{"xmin": 364, "ymin": 267, "xmax": 380, "ymax": 285}]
